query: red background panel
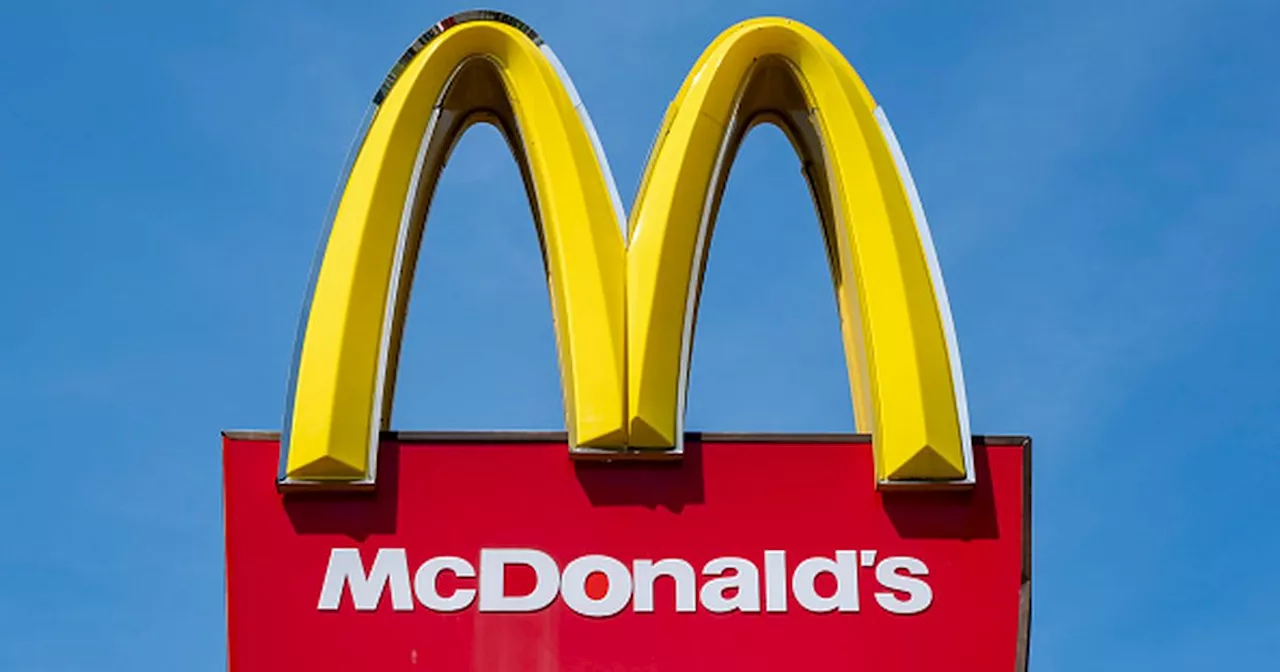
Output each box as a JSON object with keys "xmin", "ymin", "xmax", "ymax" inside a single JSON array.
[{"xmin": 223, "ymin": 436, "xmax": 1029, "ymax": 671}]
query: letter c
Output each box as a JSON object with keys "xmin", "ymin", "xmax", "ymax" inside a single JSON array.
[{"xmin": 413, "ymin": 556, "xmax": 476, "ymax": 611}]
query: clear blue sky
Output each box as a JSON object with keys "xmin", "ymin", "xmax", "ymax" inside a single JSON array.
[{"xmin": 2, "ymin": 0, "xmax": 1278, "ymax": 669}]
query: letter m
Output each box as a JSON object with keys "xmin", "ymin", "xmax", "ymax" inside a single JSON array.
[{"xmin": 317, "ymin": 548, "xmax": 414, "ymax": 611}]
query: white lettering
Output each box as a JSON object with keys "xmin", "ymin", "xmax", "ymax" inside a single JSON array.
[
  {"xmin": 477, "ymin": 548, "xmax": 559, "ymax": 612},
  {"xmin": 318, "ymin": 548, "xmax": 413, "ymax": 611},
  {"xmin": 413, "ymin": 556, "xmax": 475, "ymax": 611},
  {"xmin": 314, "ymin": 548, "xmax": 936, "ymax": 617},
  {"xmin": 874, "ymin": 556, "xmax": 933, "ymax": 615},
  {"xmin": 763, "ymin": 550, "xmax": 787, "ymax": 612},
  {"xmin": 700, "ymin": 557, "xmax": 761, "ymax": 613},
  {"xmin": 561, "ymin": 555, "xmax": 632, "ymax": 617},
  {"xmin": 633, "ymin": 559, "xmax": 697, "ymax": 613},
  {"xmin": 791, "ymin": 551, "xmax": 859, "ymax": 613}
]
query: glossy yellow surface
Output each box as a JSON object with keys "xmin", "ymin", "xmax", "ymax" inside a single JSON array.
[
  {"xmin": 626, "ymin": 19, "xmax": 968, "ymax": 481},
  {"xmin": 285, "ymin": 21, "xmax": 626, "ymax": 480},
  {"xmin": 284, "ymin": 14, "xmax": 971, "ymax": 485}
]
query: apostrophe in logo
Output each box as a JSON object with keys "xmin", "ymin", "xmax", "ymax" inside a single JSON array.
[{"xmin": 280, "ymin": 10, "xmax": 972, "ymax": 487}]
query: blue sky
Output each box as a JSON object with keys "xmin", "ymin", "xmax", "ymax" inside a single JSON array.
[{"xmin": 2, "ymin": 0, "xmax": 1278, "ymax": 668}]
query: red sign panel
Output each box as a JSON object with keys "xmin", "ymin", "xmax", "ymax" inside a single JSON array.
[{"xmin": 223, "ymin": 434, "xmax": 1030, "ymax": 670}]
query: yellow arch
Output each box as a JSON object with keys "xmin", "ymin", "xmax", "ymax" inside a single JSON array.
[
  {"xmin": 625, "ymin": 18, "xmax": 972, "ymax": 482},
  {"xmin": 282, "ymin": 12, "xmax": 972, "ymax": 486},
  {"xmin": 283, "ymin": 14, "xmax": 627, "ymax": 481}
]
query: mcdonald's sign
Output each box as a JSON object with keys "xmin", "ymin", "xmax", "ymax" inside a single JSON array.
[{"xmin": 223, "ymin": 11, "xmax": 1031, "ymax": 670}]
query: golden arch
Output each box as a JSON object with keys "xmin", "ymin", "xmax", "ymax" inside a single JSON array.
[{"xmin": 282, "ymin": 11, "xmax": 972, "ymax": 486}]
